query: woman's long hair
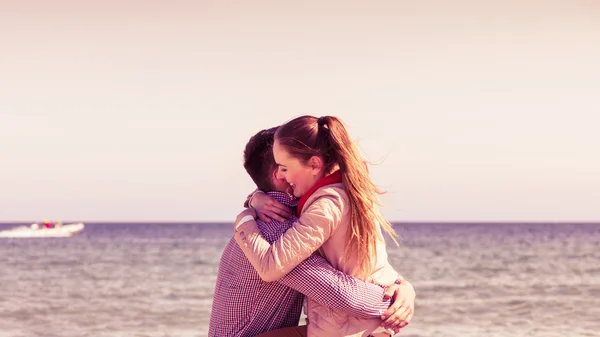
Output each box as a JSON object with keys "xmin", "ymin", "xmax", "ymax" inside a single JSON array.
[{"xmin": 275, "ymin": 115, "xmax": 399, "ymax": 279}]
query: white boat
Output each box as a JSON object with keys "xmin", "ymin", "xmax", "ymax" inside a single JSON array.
[{"xmin": 0, "ymin": 223, "xmax": 85, "ymax": 238}]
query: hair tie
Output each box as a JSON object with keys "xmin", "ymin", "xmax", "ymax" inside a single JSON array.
[{"xmin": 317, "ymin": 116, "xmax": 327, "ymax": 127}]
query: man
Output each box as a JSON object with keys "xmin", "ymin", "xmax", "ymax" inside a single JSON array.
[{"xmin": 209, "ymin": 127, "xmax": 415, "ymax": 336}]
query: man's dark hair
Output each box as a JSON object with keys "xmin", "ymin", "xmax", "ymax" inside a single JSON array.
[{"xmin": 243, "ymin": 126, "xmax": 278, "ymax": 192}]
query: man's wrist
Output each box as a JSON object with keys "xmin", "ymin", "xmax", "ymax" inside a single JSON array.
[{"xmin": 394, "ymin": 274, "xmax": 405, "ymax": 285}]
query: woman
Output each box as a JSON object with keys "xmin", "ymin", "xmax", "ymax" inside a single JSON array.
[{"xmin": 234, "ymin": 116, "xmax": 412, "ymax": 336}]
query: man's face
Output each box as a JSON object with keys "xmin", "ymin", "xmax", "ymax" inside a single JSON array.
[{"xmin": 270, "ymin": 167, "xmax": 294, "ymax": 194}]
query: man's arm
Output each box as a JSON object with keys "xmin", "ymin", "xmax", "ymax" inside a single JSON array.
[{"xmin": 276, "ymin": 252, "xmax": 399, "ymax": 319}]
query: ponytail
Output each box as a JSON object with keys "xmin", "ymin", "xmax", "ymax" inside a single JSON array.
[
  {"xmin": 276, "ymin": 115, "xmax": 399, "ymax": 279},
  {"xmin": 318, "ymin": 116, "xmax": 399, "ymax": 279}
]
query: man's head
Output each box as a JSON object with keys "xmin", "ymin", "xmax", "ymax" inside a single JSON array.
[{"xmin": 243, "ymin": 126, "xmax": 290, "ymax": 193}]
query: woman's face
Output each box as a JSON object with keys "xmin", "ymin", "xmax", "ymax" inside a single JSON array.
[{"xmin": 273, "ymin": 140, "xmax": 323, "ymax": 198}]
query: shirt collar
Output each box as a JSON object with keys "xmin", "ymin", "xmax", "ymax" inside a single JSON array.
[{"xmin": 266, "ymin": 191, "xmax": 299, "ymax": 208}]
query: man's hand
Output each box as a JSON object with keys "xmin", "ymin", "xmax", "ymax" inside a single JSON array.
[
  {"xmin": 380, "ymin": 280, "xmax": 415, "ymax": 334},
  {"xmin": 249, "ymin": 191, "xmax": 292, "ymax": 223}
]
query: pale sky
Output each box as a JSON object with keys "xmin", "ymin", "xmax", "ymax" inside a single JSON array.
[{"xmin": 1, "ymin": 1, "xmax": 599, "ymax": 222}]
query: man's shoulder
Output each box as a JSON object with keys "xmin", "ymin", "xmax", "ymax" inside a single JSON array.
[{"xmin": 257, "ymin": 217, "xmax": 297, "ymax": 242}]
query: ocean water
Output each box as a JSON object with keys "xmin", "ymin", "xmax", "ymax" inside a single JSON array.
[{"xmin": 0, "ymin": 222, "xmax": 599, "ymax": 337}]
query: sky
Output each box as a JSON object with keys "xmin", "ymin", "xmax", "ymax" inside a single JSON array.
[{"xmin": 1, "ymin": 1, "xmax": 599, "ymax": 222}]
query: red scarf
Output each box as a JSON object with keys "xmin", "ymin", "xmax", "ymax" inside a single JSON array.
[{"xmin": 297, "ymin": 170, "xmax": 343, "ymax": 217}]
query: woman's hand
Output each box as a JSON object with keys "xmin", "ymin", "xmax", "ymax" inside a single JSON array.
[
  {"xmin": 380, "ymin": 280, "xmax": 416, "ymax": 334},
  {"xmin": 249, "ymin": 191, "xmax": 293, "ymax": 223}
]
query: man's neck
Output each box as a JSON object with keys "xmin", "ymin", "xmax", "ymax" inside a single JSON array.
[{"xmin": 265, "ymin": 191, "xmax": 299, "ymax": 209}]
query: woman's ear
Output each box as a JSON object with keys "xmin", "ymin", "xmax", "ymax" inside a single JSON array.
[{"xmin": 308, "ymin": 156, "xmax": 323, "ymax": 175}]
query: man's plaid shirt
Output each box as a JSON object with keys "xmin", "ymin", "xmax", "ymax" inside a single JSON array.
[{"xmin": 209, "ymin": 192, "xmax": 394, "ymax": 337}]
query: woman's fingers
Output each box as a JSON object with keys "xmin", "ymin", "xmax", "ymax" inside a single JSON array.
[
  {"xmin": 255, "ymin": 208, "xmax": 287, "ymax": 223},
  {"xmin": 268, "ymin": 201, "xmax": 292, "ymax": 218},
  {"xmin": 257, "ymin": 212, "xmax": 271, "ymax": 223},
  {"xmin": 249, "ymin": 191, "xmax": 294, "ymax": 221},
  {"xmin": 249, "ymin": 191, "xmax": 296, "ymax": 223},
  {"xmin": 257, "ymin": 202, "xmax": 292, "ymax": 222},
  {"xmin": 267, "ymin": 211, "xmax": 286, "ymax": 223}
]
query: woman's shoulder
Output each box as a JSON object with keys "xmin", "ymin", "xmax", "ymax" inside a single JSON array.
[
  {"xmin": 307, "ymin": 183, "xmax": 349, "ymax": 208},
  {"xmin": 314, "ymin": 182, "xmax": 346, "ymax": 196},
  {"xmin": 301, "ymin": 183, "xmax": 351, "ymax": 228}
]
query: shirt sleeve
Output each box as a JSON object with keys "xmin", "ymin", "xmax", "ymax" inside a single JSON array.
[
  {"xmin": 277, "ymin": 253, "xmax": 392, "ymax": 318},
  {"xmin": 234, "ymin": 193, "xmax": 344, "ymax": 282}
]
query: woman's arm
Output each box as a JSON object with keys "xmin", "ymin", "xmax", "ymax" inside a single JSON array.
[
  {"xmin": 234, "ymin": 193, "xmax": 345, "ymax": 282},
  {"xmin": 246, "ymin": 190, "xmax": 292, "ymax": 222}
]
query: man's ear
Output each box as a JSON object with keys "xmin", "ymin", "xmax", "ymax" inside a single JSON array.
[{"xmin": 308, "ymin": 156, "xmax": 323, "ymax": 175}]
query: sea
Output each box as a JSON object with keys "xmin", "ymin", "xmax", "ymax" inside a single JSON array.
[{"xmin": 0, "ymin": 222, "xmax": 599, "ymax": 337}]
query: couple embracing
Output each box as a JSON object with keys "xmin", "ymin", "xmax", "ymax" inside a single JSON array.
[{"xmin": 210, "ymin": 115, "xmax": 415, "ymax": 337}]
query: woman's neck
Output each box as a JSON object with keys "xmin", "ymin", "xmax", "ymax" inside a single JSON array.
[{"xmin": 297, "ymin": 170, "xmax": 343, "ymax": 217}]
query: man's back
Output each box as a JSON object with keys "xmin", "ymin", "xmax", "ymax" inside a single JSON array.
[{"xmin": 209, "ymin": 193, "xmax": 303, "ymax": 336}]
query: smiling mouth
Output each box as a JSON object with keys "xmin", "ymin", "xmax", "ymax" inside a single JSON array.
[{"xmin": 287, "ymin": 183, "xmax": 296, "ymax": 194}]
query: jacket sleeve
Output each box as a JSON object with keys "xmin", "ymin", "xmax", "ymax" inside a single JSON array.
[{"xmin": 234, "ymin": 193, "xmax": 344, "ymax": 282}]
